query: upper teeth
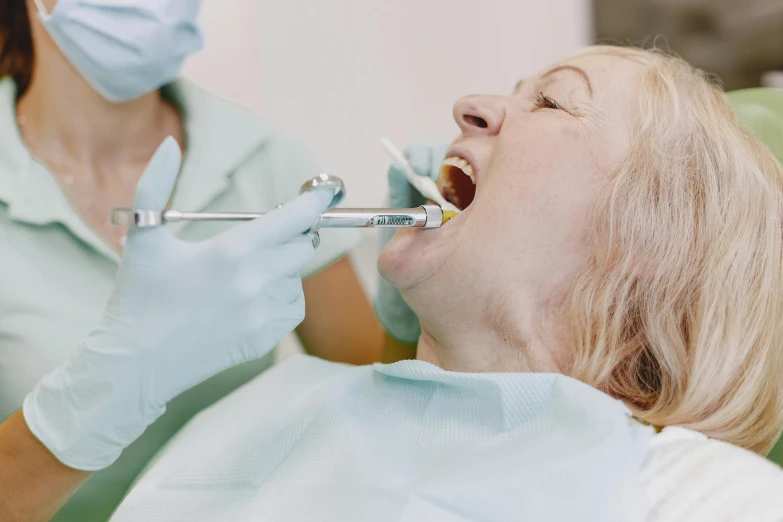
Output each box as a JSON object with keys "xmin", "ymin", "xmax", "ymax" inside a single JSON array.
[{"xmin": 442, "ymin": 156, "xmax": 475, "ymax": 184}]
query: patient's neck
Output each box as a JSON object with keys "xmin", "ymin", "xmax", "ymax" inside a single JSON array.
[
  {"xmin": 409, "ymin": 269, "xmax": 572, "ymax": 373},
  {"xmin": 416, "ymin": 292, "xmax": 570, "ymax": 373},
  {"xmin": 416, "ymin": 320, "xmax": 565, "ymax": 374}
]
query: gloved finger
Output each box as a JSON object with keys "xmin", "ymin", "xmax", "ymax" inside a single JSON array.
[
  {"xmin": 257, "ymin": 275, "xmax": 304, "ymax": 305},
  {"xmin": 133, "ymin": 136, "xmax": 182, "ymax": 210},
  {"xmin": 216, "ymin": 188, "xmax": 333, "ymax": 257},
  {"xmin": 230, "ymin": 271, "xmax": 304, "ymax": 306},
  {"xmin": 247, "ymin": 235, "xmax": 316, "ymax": 277},
  {"xmin": 245, "ymin": 287, "xmax": 306, "ymax": 332},
  {"xmin": 386, "ymin": 164, "xmax": 415, "ymax": 209},
  {"xmin": 122, "ymin": 225, "xmax": 171, "ymax": 253},
  {"xmin": 235, "ymin": 309, "xmax": 306, "ymax": 363},
  {"xmin": 405, "ymin": 142, "xmax": 449, "ymax": 180},
  {"xmin": 427, "ymin": 142, "xmax": 450, "ymax": 181},
  {"xmin": 227, "ymin": 290, "xmax": 305, "ymax": 366},
  {"xmin": 404, "ymin": 142, "xmax": 433, "ymax": 178}
]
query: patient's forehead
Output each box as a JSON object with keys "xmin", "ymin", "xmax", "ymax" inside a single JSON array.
[
  {"xmin": 556, "ymin": 53, "xmax": 643, "ymax": 94},
  {"xmin": 514, "ymin": 53, "xmax": 643, "ymax": 122},
  {"xmin": 552, "ymin": 53, "xmax": 644, "ymax": 128}
]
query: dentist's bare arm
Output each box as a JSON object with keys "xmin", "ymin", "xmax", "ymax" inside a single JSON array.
[
  {"xmin": 0, "ymin": 410, "xmax": 91, "ymax": 522},
  {"xmin": 297, "ymin": 257, "xmax": 386, "ymax": 365}
]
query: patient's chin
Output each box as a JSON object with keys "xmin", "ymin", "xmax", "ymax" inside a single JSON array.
[
  {"xmin": 378, "ymin": 228, "xmax": 451, "ymax": 290},
  {"xmin": 378, "ymin": 231, "xmax": 421, "ymax": 289}
]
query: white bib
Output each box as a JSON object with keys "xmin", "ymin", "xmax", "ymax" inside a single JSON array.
[{"xmin": 111, "ymin": 355, "xmax": 653, "ymax": 521}]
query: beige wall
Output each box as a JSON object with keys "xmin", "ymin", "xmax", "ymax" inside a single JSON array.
[
  {"xmin": 182, "ymin": 0, "xmax": 265, "ymax": 115},
  {"xmin": 183, "ymin": 0, "xmax": 591, "ymax": 294},
  {"xmin": 184, "ymin": 0, "xmax": 591, "ymax": 206}
]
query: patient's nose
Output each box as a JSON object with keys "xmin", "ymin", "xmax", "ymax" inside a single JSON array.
[{"xmin": 453, "ymin": 95, "xmax": 505, "ymax": 137}]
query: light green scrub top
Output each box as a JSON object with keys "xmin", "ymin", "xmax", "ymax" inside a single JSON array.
[{"xmin": 0, "ymin": 76, "xmax": 358, "ymax": 521}]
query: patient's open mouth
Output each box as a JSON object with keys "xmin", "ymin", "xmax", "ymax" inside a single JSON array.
[{"xmin": 438, "ymin": 156, "xmax": 477, "ymax": 211}]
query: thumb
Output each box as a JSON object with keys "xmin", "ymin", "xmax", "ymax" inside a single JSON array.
[
  {"xmin": 260, "ymin": 187, "xmax": 334, "ymax": 243},
  {"xmin": 133, "ymin": 137, "xmax": 182, "ymax": 210},
  {"xmin": 217, "ymin": 187, "xmax": 333, "ymax": 256},
  {"xmin": 386, "ymin": 164, "xmax": 414, "ymax": 209}
]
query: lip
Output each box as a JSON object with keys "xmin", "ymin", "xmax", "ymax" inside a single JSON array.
[
  {"xmin": 443, "ymin": 145, "xmax": 482, "ymax": 187},
  {"xmin": 426, "ymin": 197, "xmax": 471, "ymax": 231}
]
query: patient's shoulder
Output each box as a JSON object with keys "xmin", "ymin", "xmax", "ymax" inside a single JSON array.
[{"xmin": 642, "ymin": 427, "xmax": 783, "ymax": 522}]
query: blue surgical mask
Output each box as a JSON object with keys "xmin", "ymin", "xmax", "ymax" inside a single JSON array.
[{"xmin": 33, "ymin": 0, "xmax": 204, "ymax": 103}]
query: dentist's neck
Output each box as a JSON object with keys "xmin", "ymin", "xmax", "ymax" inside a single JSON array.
[{"xmin": 16, "ymin": 27, "xmax": 182, "ymax": 170}]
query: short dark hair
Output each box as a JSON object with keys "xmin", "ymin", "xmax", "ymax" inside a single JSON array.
[{"xmin": 0, "ymin": 0, "xmax": 33, "ymax": 95}]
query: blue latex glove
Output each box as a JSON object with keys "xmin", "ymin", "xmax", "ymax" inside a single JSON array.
[
  {"xmin": 375, "ymin": 142, "xmax": 449, "ymax": 344},
  {"xmin": 23, "ymin": 137, "xmax": 333, "ymax": 471}
]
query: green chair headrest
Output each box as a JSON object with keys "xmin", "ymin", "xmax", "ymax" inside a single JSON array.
[
  {"xmin": 726, "ymin": 87, "xmax": 783, "ymax": 464},
  {"xmin": 725, "ymin": 88, "xmax": 783, "ymax": 164}
]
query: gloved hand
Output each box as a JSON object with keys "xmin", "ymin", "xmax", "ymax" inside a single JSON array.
[
  {"xmin": 23, "ymin": 137, "xmax": 332, "ymax": 471},
  {"xmin": 374, "ymin": 142, "xmax": 449, "ymax": 344},
  {"xmin": 726, "ymin": 88, "xmax": 783, "ymax": 164}
]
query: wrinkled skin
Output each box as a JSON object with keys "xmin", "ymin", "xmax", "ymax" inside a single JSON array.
[{"xmin": 379, "ymin": 53, "xmax": 643, "ymax": 372}]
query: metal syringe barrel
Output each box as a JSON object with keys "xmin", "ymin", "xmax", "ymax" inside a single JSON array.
[
  {"xmin": 111, "ymin": 206, "xmax": 445, "ymax": 229},
  {"xmin": 316, "ymin": 206, "xmax": 443, "ymax": 228}
]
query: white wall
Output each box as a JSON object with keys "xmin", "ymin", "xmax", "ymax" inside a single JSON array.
[
  {"xmin": 182, "ymin": 0, "xmax": 265, "ymax": 115},
  {"xmin": 184, "ymin": 0, "xmax": 592, "ymax": 292}
]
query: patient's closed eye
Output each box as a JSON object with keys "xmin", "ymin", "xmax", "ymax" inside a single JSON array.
[{"xmin": 534, "ymin": 92, "xmax": 560, "ymax": 110}]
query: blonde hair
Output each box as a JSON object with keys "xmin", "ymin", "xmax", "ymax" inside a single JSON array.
[{"xmin": 568, "ymin": 46, "xmax": 783, "ymax": 454}]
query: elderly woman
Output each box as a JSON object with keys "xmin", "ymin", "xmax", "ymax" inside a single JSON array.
[{"xmin": 109, "ymin": 46, "xmax": 783, "ymax": 520}]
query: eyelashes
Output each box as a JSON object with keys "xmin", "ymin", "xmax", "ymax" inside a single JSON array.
[{"xmin": 534, "ymin": 92, "xmax": 560, "ymax": 110}]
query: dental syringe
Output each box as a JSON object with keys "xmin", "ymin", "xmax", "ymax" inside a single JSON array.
[
  {"xmin": 110, "ymin": 206, "xmax": 458, "ymax": 229},
  {"xmin": 111, "ymin": 173, "xmax": 458, "ymax": 231}
]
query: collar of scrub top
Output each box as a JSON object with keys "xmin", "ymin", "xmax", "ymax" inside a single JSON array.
[{"xmin": 0, "ymin": 77, "xmax": 275, "ymax": 262}]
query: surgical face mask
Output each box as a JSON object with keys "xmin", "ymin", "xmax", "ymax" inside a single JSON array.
[{"xmin": 33, "ymin": 0, "xmax": 204, "ymax": 103}]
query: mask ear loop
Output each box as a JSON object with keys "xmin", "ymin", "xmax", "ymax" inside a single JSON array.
[{"xmin": 32, "ymin": 0, "xmax": 52, "ymax": 20}]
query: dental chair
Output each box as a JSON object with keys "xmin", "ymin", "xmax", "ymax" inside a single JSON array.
[{"xmin": 726, "ymin": 86, "xmax": 783, "ymax": 466}]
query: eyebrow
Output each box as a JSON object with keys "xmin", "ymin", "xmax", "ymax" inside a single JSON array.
[{"xmin": 540, "ymin": 65, "xmax": 593, "ymax": 97}]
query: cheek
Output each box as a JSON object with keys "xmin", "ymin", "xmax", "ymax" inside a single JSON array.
[
  {"xmin": 469, "ymin": 141, "xmax": 602, "ymax": 264},
  {"xmin": 495, "ymin": 135, "xmax": 599, "ymax": 217}
]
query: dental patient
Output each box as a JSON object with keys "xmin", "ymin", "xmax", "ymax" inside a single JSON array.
[{"xmin": 110, "ymin": 46, "xmax": 783, "ymax": 522}]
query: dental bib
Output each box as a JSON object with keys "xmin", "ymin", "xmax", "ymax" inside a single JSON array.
[{"xmin": 111, "ymin": 355, "xmax": 654, "ymax": 521}]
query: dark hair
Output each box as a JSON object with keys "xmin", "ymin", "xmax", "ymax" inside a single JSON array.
[{"xmin": 0, "ymin": 0, "xmax": 33, "ymax": 95}]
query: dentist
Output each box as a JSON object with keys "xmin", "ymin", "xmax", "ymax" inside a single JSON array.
[
  {"xmin": 0, "ymin": 138, "xmax": 332, "ymax": 521},
  {"xmin": 0, "ymin": 0, "xmax": 385, "ymax": 519},
  {"xmin": 0, "ymin": 138, "xmax": 336, "ymax": 521}
]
